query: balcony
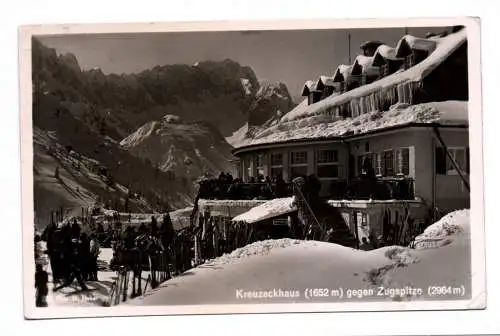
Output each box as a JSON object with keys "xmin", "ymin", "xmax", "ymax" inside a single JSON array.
[
  {"xmin": 197, "ymin": 177, "xmax": 415, "ymax": 202},
  {"xmin": 328, "ymin": 177, "xmax": 415, "ymax": 200}
]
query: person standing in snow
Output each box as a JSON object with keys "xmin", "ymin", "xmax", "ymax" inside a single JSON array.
[
  {"xmin": 89, "ymin": 233, "xmax": 100, "ymax": 281},
  {"xmin": 53, "ymin": 225, "xmax": 88, "ymax": 292},
  {"xmin": 35, "ymin": 264, "xmax": 48, "ymax": 307}
]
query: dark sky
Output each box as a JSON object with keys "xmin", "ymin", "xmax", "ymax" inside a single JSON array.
[{"xmin": 39, "ymin": 26, "xmax": 450, "ymax": 101}]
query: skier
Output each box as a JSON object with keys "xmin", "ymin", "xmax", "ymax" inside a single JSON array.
[{"xmin": 35, "ymin": 264, "xmax": 49, "ymax": 307}]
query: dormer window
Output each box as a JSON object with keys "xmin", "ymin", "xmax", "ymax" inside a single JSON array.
[{"xmin": 403, "ymin": 53, "xmax": 416, "ymax": 70}]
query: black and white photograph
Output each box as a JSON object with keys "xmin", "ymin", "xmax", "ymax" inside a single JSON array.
[{"xmin": 19, "ymin": 17, "xmax": 485, "ymax": 319}]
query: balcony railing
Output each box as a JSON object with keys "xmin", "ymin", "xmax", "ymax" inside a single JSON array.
[
  {"xmin": 328, "ymin": 178, "xmax": 415, "ymax": 201},
  {"xmin": 197, "ymin": 177, "xmax": 415, "ymax": 202}
]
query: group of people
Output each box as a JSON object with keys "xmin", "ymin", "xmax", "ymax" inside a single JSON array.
[
  {"xmin": 198, "ymin": 172, "xmax": 291, "ymax": 200},
  {"xmin": 42, "ymin": 219, "xmax": 101, "ymax": 290},
  {"xmin": 33, "ymin": 219, "xmax": 101, "ymax": 307}
]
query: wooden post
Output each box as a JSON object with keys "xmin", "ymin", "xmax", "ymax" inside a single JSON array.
[
  {"xmin": 122, "ymin": 271, "xmax": 129, "ymax": 302},
  {"xmin": 353, "ymin": 211, "xmax": 360, "ymax": 250}
]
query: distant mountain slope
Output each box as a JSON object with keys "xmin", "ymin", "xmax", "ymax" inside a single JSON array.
[
  {"xmin": 31, "ymin": 38, "xmax": 295, "ymax": 220},
  {"xmin": 33, "ymin": 127, "xmax": 193, "ymax": 228},
  {"xmin": 120, "ymin": 115, "xmax": 235, "ymax": 183}
]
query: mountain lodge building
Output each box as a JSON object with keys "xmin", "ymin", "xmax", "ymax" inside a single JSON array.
[{"xmin": 191, "ymin": 27, "xmax": 470, "ymax": 260}]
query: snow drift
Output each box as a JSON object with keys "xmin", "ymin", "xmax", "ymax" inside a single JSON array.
[
  {"xmin": 206, "ymin": 238, "xmax": 303, "ymax": 266},
  {"xmin": 128, "ymin": 209, "xmax": 471, "ymax": 306},
  {"xmin": 413, "ymin": 209, "xmax": 469, "ymax": 249}
]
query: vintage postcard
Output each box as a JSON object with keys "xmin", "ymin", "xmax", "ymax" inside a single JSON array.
[{"xmin": 19, "ymin": 17, "xmax": 485, "ymax": 319}]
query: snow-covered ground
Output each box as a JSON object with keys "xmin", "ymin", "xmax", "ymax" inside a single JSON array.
[{"xmin": 127, "ymin": 209, "xmax": 471, "ymax": 306}]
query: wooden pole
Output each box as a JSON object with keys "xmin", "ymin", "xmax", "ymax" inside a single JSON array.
[{"xmin": 348, "ymin": 33, "xmax": 352, "ymax": 64}]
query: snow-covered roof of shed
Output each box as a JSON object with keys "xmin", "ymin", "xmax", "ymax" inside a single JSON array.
[
  {"xmin": 395, "ymin": 35, "xmax": 437, "ymax": 57},
  {"xmin": 232, "ymin": 197, "xmax": 296, "ymax": 224}
]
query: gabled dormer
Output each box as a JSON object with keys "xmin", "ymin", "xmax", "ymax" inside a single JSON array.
[
  {"xmin": 332, "ymin": 65, "xmax": 353, "ymax": 92},
  {"xmin": 301, "ymin": 80, "xmax": 322, "ymax": 105},
  {"xmin": 317, "ymin": 75, "xmax": 337, "ymax": 99},
  {"xmin": 372, "ymin": 44, "xmax": 405, "ymax": 78},
  {"xmin": 395, "ymin": 35, "xmax": 437, "ymax": 70}
]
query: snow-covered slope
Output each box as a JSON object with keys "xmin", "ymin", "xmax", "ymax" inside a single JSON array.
[
  {"xmin": 120, "ymin": 115, "xmax": 235, "ymax": 185},
  {"xmin": 33, "ymin": 127, "xmax": 156, "ymax": 228},
  {"xmin": 128, "ymin": 210, "xmax": 471, "ymax": 305}
]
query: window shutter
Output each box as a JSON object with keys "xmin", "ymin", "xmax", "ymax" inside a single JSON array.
[{"xmin": 435, "ymin": 147, "xmax": 446, "ymax": 175}]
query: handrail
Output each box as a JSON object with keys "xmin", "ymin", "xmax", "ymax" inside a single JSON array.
[{"xmin": 292, "ymin": 181, "xmax": 325, "ymax": 238}]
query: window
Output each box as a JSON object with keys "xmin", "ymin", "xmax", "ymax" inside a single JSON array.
[
  {"xmin": 270, "ymin": 153, "xmax": 283, "ymax": 166},
  {"xmin": 291, "ymin": 151, "xmax": 308, "ymax": 165},
  {"xmin": 404, "ymin": 53, "xmax": 415, "ymax": 69},
  {"xmin": 290, "ymin": 151, "xmax": 308, "ymax": 178},
  {"xmin": 256, "ymin": 154, "xmax": 264, "ymax": 177},
  {"xmin": 395, "ymin": 148, "xmax": 410, "ymax": 175},
  {"xmin": 270, "ymin": 153, "xmax": 283, "ymax": 178},
  {"xmin": 383, "ymin": 150, "xmax": 394, "ymax": 176},
  {"xmin": 374, "ymin": 152, "xmax": 383, "ymax": 176},
  {"xmin": 357, "ymin": 153, "xmax": 374, "ymax": 176},
  {"xmin": 317, "ymin": 149, "xmax": 338, "ymax": 163},
  {"xmin": 317, "ymin": 149, "xmax": 340, "ymax": 178},
  {"xmin": 436, "ymin": 147, "xmax": 468, "ymax": 176},
  {"xmin": 380, "ymin": 63, "xmax": 390, "ymax": 77}
]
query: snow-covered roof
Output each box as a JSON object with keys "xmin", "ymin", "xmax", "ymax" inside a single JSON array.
[
  {"xmin": 333, "ymin": 65, "xmax": 353, "ymax": 82},
  {"xmin": 351, "ymin": 55, "xmax": 379, "ymax": 77},
  {"xmin": 234, "ymin": 101, "xmax": 468, "ymax": 148},
  {"xmin": 301, "ymin": 80, "xmax": 319, "ymax": 96},
  {"xmin": 281, "ymin": 29, "xmax": 466, "ymax": 122},
  {"xmin": 232, "ymin": 197, "xmax": 296, "ymax": 224},
  {"xmin": 372, "ymin": 44, "xmax": 404, "ymax": 65},
  {"xmin": 318, "ymin": 75, "xmax": 335, "ymax": 88},
  {"xmin": 395, "ymin": 35, "xmax": 437, "ymax": 57}
]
